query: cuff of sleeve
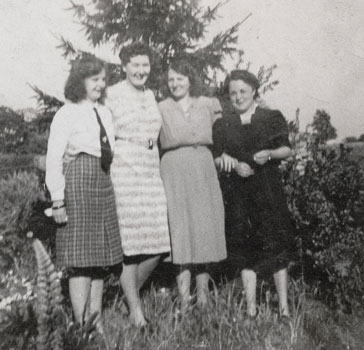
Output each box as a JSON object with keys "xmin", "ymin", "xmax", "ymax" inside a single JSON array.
[{"xmin": 51, "ymin": 190, "xmax": 65, "ymax": 202}]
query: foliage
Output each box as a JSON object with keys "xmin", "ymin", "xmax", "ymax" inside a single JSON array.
[
  {"xmin": 1, "ymin": 168, "xmax": 364, "ymax": 348},
  {"xmin": 33, "ymin": 239, "xmax": 64, "ymax": 350},
  {"xmin": 311, "ymin": 109, "xmax": 337, "ymax": 144},
  {"xmin": 0, "ymin": 300, "xmax": 38, "ymax": 350},
  {"xmin": 67, "ymin": 0, "xmax": 242, "ymax": 87},
  {"xmin": 0, "ymin": 106, "xmax": 28, "ymax": 154},
  {"xmin": 0, "ymin": 171, "xmax": 45, "ymax": 271},
  {"xmin": 344, "ymin": 136, "xmax": 358, "ymax": 143},
  {"xmin": 0, "ymin": 105, "xmax": 52, "ymax": 155},
  {"xmin": 33, "ymin": 0, "xmax": 277, "ymax": 112},
  {"xmin": 282, "ymin": 113, "xmax": 364, "ymax": 310}
]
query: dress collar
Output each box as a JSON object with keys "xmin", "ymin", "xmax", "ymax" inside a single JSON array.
[
  {"xmin": 239, "ymin": 102, "xmax": 258, "ymax": 124},
  {"xmin": 79, "ymin": 99, "xmax": 100, "ymax": 109}
]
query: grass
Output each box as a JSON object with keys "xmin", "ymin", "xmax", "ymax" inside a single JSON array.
[{"xmin": 79, "ymin": 277, "xmax": 364, "ymax": 350}]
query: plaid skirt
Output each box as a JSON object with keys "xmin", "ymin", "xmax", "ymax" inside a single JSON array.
[{"xmin": 56, "ymin": 153, "xmax": 123, "ymax": 268}]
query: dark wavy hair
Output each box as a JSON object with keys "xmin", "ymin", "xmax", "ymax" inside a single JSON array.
[
  {"xmin": 224, "ymin": 69, "xmax": 260, "ymax": 99},
  {"xmin": 64, "ymin": 55, "xmax": 107, "ymax": 103},
  {"xmin": 119, "ymin": 42, "xmax": 153, "ymax": 66},
  {"xmin": 164, "ymin": 58, "xmax": 205, "ymax": 98}
]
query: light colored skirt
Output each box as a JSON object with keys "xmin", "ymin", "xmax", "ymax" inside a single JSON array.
[{"xmin": 161, "ymin": 146, "xmax": 226, "ymax": 264}]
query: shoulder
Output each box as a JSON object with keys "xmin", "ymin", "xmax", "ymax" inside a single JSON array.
[
  {"xmin": 106, "ymin": 81, "xmax": 124, "ymax": 99},
  {"xmin": 254, "ymin": 106, "xmax": 285, "ymax": 120},
  {"xmin": 158, "ymin": 97, "xmax": 176, "ymax": 112},
  {"xmin": 254, "ymin": 107, "xmax": 289, "ymax": 136},
  {"xmin": 193, "ymin": 96, "xmax": 217, "ymax": 107},
  {"xmin": 52, "ymin": 102, "xmax": 78, "ymax": 121},
  {"xmin": 50, "ymin": 103, "xmax": 80, "ymax": 131}
]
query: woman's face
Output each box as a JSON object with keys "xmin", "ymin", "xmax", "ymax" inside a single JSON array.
[
  {"xmin": 84, "ymin": 69, "xmax": 106, "ymax": 103},
  {"xmin": 229, "ymin": 79, "xmax": 256, "ymax": 113},
  {"xmin": 167, "ymin": 68, "xmax": 190, "ymax": 100},
  {"xmin": 123, "ymin": 55, "xmax": 151, "ymax": 89}
]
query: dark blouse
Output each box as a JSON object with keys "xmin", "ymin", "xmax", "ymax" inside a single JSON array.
[{"xmin": 212, "ymin": 106, "xmax": 291, "ymax": 172}]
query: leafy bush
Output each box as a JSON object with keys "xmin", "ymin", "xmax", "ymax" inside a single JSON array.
[
  {"xmin": 0, "ymin": 106, "xmax": 28, "ymax": 154},
  {"xmin": 0, "ymin": 105, "xmax": 52, "ymax": 156},
  {"xmin": 282, "ymin": 119, "xmax": 364, "ymax": 310},
  {"xmin": 0, "ymin": 171, "xmax": 46, "ymax": 272}
]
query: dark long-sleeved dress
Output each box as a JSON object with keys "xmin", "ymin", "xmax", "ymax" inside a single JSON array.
[{"xmin": 213, "ymin": 105, "xmax": 295, "ymax": 274}]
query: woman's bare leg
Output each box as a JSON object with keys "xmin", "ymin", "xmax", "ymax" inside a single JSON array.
[
  {"xmin": 136, "ymin": 255, "xmax": 160, "ymax": 290},
  {"xmin": 241, "ymin": 269, "xmax": 257, "ymax": 317},
  {"xmin": 120, "ymin": 264, "xmax": 146, "ymax": 326},
  {"xmin": 196, "ymin": 272, "xmax": 210, "ymax": 307},
  {"xmin": 273, "ymin": 268, "xmax": 290, "ymax": 317},
  {"xmin": 176, "ymin": 268, "xmax": 191, "ymax": 308},
  {"xmin": 89, "ymin": 278, "xmax": 104, "ymax": 332},
  {"xmin": 69, "ymin": 276, "xmax": 91, "ymax": 325}
]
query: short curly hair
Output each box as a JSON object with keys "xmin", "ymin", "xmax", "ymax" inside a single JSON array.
[
  {"xmin": 118, "ymin": 42, "xmax": 153, "ymax": 66},
  {"xmin": 64, "ymin": 55, "xmax": 106, "ymax": 103},
  {"xmin": 164, "ymin": 58, "xmax": 206, "ymax": 98},
  {"xmin": 224, "ymin": 70, "xmax": 260, "ymax": 99}
]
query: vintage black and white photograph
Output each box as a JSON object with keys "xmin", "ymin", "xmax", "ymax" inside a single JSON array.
[{"xmin": 1, "ymin": 0, "xmax": 364, "ymax": 349}]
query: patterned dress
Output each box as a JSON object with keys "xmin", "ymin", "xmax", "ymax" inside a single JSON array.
[{"xmin": 106, "ymin": 81, "xmax": 170, "ymax": 257}]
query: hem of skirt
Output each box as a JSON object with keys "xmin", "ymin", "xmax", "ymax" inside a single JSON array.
[
  {"xmin": 56, "ymin": 257, "xmax": 124, "ymax": 269},
  {"xmin": 122, "ymin": 248, "xmax": 171, "ymax": 256},
  {"xmin": 171, "ymin": 256, "xmax": 227, "ymax": 265}
]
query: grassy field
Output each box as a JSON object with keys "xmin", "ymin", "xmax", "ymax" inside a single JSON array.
[{"xmin": 76, "ymin": 279, "xmax": 364, "ymax": 350}]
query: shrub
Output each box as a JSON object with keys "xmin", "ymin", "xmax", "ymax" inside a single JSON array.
[
  {"xmin": 0, "ymin": 172, "xmax": 45, "ymax": 270},
  {"xmin": 282, "ymin": 120, "xmax": 364, "ymax": 310}
]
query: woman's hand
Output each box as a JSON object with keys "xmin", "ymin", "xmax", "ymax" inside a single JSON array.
[
  {"xmin": 52, "ymin": 200, "xmax": 68, "ymax": 224},
  {"xmin": 253, "ymin": 147, "xmax": 292, "ymax": 165},
  {"xmin": 234, "ymin": 162, "xmax": 254, "ymax": 178},
  {"xmin": 217, "ymin": 153, "xmax": 238, "ymax": 172},
  {"xmin": 253, "ymin": 150, "xmax": 272, "ymax": 165}
]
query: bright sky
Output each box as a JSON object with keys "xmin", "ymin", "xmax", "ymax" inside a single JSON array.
[{"xmin": 1, "ymin": 0, "xmax": 364, "ymax": 140}]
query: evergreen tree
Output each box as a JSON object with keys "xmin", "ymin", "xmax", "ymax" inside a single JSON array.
[
  {"xmin": 65, "ymin": 0, "xmax": 247, "ymax": 90},
  {"xmin": 34, "ymin": 0, "xmax": 278, "ymax": 109}
]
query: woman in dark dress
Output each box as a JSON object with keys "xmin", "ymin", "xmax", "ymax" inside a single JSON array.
[{"xmin": 213, "ymin": 70, "xmax": 294, "ymax": 318}]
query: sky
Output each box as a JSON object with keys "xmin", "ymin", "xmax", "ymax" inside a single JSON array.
[{"xmin": 1, "ymin": 0, "xmax": 364, "ymax": 140}]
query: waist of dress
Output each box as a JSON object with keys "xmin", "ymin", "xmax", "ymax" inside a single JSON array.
[
  {"xmin": 163, "ymin": 143, "xmax": 210, "ymax": 152},
  {"xmin": 115, "ymin": 136, "xmax": 156, "ymax": 150}
]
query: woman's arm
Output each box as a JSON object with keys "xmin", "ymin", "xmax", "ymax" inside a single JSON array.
[
  {"xmin": 253, "ymin": 110, "xmax": 292, "ymax": 165},
  {"xmin": 45, "ymin": 107, "xmax": 71, "ymax": 224},
  {"xmin": 253, "ymin": 146, "xmax": 292, "ymax": 165}
]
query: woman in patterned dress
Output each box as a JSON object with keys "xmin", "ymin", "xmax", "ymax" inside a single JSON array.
[
  {"xmin": 46, "ymin": 56, "xmax": 123, "ymax": 330},
  {"xmin": 106, "ymin": 43, "xmax": 170, "ymax": 326},
  {"xmin": 158, "ymin": 59, "xmax": 226, "ymax": 308},
  {"xmin": 213, "ymin": 70, "xmax": 294, "ymax": 318}
]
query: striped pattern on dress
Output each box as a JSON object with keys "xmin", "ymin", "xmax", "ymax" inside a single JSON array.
[{"xmin": 106, "ymin": 81, "xmax": 170, "ymax": 256}]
